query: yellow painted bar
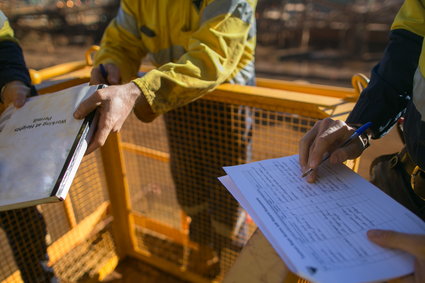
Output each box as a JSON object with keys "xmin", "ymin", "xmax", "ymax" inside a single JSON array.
[
  {"xmin": 121, "ymin": 142, "xmax": 170, "ymax": 162},
  {"xmin": 63, "ymin": 197, "xmax": 78, "ymax": 228},
  {"xmin": 256, "ymin": 77, "xmax": 356, "ymax": 100},
  {"xmin": 47, "ymin": 202, "xmax": 110, "ymax": 265},
  {"xmin": 100, "ymin": 132, "xmax": 137, "ymax": 257},
  {"xmin": 3, "ymin": 271, "xmax": 22, "ymax": 283},
  {"xmin": 30, "ymin": 61, "xmax": 88, "ymax": 85},
  {"xmin": 131, "ymin": 212, "xmax": 196, "ymax": 249},
  {"xmin": 206, "ymin": 84, "xmax": 344, "ymax": 119},
  {"xmin": 351, "ymin": 73, "xmax": 370, "ymax": 97},
  {"xmin": 94, "ymin": 255, "xmax": 120, "ymax": 282}
]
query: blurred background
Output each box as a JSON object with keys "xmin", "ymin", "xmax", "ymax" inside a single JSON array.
[
  {"xmin": 0, "ymin": 0, "xmax": 402, "ymax": 85},
  {"xmin": 1, "ymin": 0, "xmax": 405, "ymax": 178}
]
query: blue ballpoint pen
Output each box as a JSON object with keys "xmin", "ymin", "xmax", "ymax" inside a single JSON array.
[
  {"xmin": 301, "ymin": 122, "xmax": 373, "ymax": 178},
  {"xmin": 99, "ymin": 63, "xmax": 108, "ymax": 82}
]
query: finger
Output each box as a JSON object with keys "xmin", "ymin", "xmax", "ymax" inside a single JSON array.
[
  {"xmin": 367, "ymin": 230, "xmax": 425, "ymax": 259},
  {"xmin": 307, "ymin": 118, "xmax": 334, "ymax": 168},
  {"xmin": 90, "ymin": 67, "xmax": 107, "ymax": 85},
  {"xmin": 3, "ymin": 84, "xmax": 30, "ymax": 108},
  {"xmin": 86, "ymin": 110, "xmax": 114, "ymax": 154},
  {"xmin": 309, "ymin": 120, "xmax": 351, "ymax": 168},
  {"xmin": 13, "ymin": 87, "xmax": 29, "ymax": 108},
  {"xmin": 299, "ymin": 121, "xmax": 320, "ymax": 171},
  {"xmin": 306, "ymin": 169, "xmax": 317, "ymax": 183},
  {"xmin": 74, "ymin": 90, "xmax": 104, "ymax": 119},
  {"xmin": 105, "ymin": 64, "xmax": 121, "ymax": 85}
]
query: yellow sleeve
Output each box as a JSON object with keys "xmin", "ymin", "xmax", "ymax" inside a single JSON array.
[
  {"xmin": 133, "ymin": 0, "xmax": 256, "ymax": 114},
  {"xmin": 392, "ymin": 0, "xmax": 425, "ymax": 37},
  {"xmin": 94, "ymin": 0, "xmax": 147, "ymax": 83},
  {"xmin": 0, "ymin": 10, "xmax": 17, "ymax": 42}
]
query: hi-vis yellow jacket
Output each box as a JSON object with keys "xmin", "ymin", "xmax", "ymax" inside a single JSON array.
[
  {"xmin": 392, "ymin": 0, "xmax": 425, "ymax": 77},
  {"xmin": 95, "ymin": 0, "xmax": 257, "ymax": 114}
]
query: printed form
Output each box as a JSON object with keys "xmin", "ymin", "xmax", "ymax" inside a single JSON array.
[{"xmin": 220, "ymin": 155, "xmax": 425, "ymax": 283}]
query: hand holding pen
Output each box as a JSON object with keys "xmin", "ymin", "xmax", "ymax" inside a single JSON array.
[
  {"xmin": 90, "ymin": 63, "xmax": 121, "ymax": 85},
  {"xmin": 299, "ymin": 118, "xmax": 372, "ymax": 183}
]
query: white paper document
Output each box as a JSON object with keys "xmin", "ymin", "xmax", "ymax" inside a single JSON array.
[{"xmin": 220, "ymin": 155, "xmax": 425, "ymax": 283}]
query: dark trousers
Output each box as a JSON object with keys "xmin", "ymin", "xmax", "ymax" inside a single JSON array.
[
  {"xmin": 164, "ymin": 99, "xmax": 252, "ymax": 254},
  {"xmin": 0, "ymin": 207, "xmax": 54, "ymax": 283}
]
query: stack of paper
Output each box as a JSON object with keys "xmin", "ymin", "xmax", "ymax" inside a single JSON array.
[{"xmin": 220, "ymin": 155, "xmax": 425, "ymax": 283}]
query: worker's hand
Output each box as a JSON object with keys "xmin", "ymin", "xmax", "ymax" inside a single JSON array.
[
  {"xmin": 73, "ymin": 82, "xmax": 141, "ymax": 154},
  {"xmin": 1, "ymin": 80, "xmax": 32, "ymax": 108},
  {"xmin": 299, "ymin": 118, "xmax": 366, "ymax": 183},
  {"xmin": 368, "ymin": 230, "xmax": 425, "ymax": 283},
  {"xmin": 90, "ymin": 63, "xmax": 121, "ymax": 85}
]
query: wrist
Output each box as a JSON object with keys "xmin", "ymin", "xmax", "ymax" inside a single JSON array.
[
  {"xmin": 348, "ymin": 123, "xmax": 371, "ymax": 149},
  {"xmin": 127, "ymin": 81, "xmax": 142, "ymax": 101},
  {"xmin": 131, "ymin": 82, "xmax": 157, "ymax": 123},
  {"xmin": 359, "ymin": 132, "xmax": 371, "ymax": 149}
]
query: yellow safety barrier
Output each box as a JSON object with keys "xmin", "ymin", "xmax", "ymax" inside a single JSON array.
[
  {"xmin": 351, "ymin": 73, "xmax": 370, "ymax": 97},
  {"xmin": 0, "ymin": 47, "xmax": 363, "ymax": 283}
]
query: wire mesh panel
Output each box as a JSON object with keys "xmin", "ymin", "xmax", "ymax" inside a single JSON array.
[
  {"xmin": 120, "ymin": 92, "xmax": 327, "ymax": 281},
  {"xmin": 0, "ymin": 74, "xmax": 355, "ymax": 282},
  {"xmin": 0, "ymin": 148, "xmax": 115, "ymax": 282}
]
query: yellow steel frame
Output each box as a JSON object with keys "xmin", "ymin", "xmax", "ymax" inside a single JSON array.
[{"xmin": 22, "ymin": 46, "xmax": 367, "ymax": 283}]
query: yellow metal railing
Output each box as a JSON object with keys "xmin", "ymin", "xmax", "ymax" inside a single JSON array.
[{"xmin": 0, "ymin": 47, "xmax": 366, "ymax": 283}]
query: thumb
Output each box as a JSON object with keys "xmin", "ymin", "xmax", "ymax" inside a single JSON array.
[
  {"xmin": 13, "ymin": 94, "xmax": 26, "ymax": 108},
  {"xmin": 74, "ymin": 90, "xmax": 101, "ymax": 119},
  {"xmin": 367, "ymin": 230, "xmax": 425, "ymax": 258},
  {"xmin": 3, "ymin": 83, "xmax": 30, "ymax": 108},
  {"xmin": 13, "ymin": 86, "xmax": 30, "ymax": 108},
  {"xmin": 105, "ymin": 64, "xmax": 121, "ymax": 85}
]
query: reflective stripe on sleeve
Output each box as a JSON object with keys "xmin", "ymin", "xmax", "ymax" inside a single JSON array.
[
  {"xmin": 413, "ymin": 67, "xmax": 425, "ymax": 120},
  {"xmin": 201, "ymin": 0, "xmax": 253, "ymax": 25},
  {"xmin": 116, "ymin": 7, "xmax": 140, "ymax": 39},
  {"xmin": 0, "ymin": 11, "xmax": 6, "ymax": 29},
  {"xmin": 228, "ymin": 59, "xmax": 255, "ymax": 85},
  {"xmin": 151, "ymin": 45, "xmax": 186, "ymax": 65}
]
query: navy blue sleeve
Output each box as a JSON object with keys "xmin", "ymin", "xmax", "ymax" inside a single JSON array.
[
  {"xmin": 0, "ymin": 40, "xmax": 33, "ymax": 99},
  {"xmin": 346, "ymin": 29, "xmax": 423, "ymax": 139}
]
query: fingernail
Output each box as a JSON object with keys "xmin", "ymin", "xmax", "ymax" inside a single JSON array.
[
  {"xmin": 307, "ymin": 173, "xmax": 316, "ymax": 183},
  {"xmin": 74, "ymin": 111, "xmax": 81, "ymax": 119}
]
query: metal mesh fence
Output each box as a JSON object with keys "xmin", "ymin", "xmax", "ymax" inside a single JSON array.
[
  {"xmin": 0, "ymin": 149, "xmax": 115, "ymax": 282},
  {"xmin": 0, "ymin": 77, "xmax": 356, "ymax": 282},
  {"xmin": 119, "ymin": 94, "xmax": 324, "ymax": 281}
]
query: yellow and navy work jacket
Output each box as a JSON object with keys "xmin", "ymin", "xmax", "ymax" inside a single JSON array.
[
  {"xmin": 0, "ymin": 10, "xmax": 33, "ymax": 99},
  {"xmin": 347, "ymin": 0, "xmax": 425, "ymax": 168},
  {"xmin": 95, "ymin": 0, "xmax": 257, "ymax": 114}
]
